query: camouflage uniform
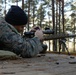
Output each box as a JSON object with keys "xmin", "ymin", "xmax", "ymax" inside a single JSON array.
[{"xmin": 0, "ymin": 17, "xmax": 43, "ymax": 58}]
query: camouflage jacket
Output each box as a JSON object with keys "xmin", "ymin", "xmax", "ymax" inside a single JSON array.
[{"xmin": 0, "ymin": 17, "xmax": 43, "ymax": 58}]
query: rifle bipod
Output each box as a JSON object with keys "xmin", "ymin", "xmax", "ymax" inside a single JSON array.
[{"xmin": 59, "ymin": 38, "xmax": 70, "ymax": 55}]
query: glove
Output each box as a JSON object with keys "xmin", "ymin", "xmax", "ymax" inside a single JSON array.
[{"xmin": 35, "ymin": 29, "xmax": 44, "ymax": 41}]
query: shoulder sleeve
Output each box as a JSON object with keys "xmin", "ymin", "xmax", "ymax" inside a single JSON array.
[
  {"xmin": 0, "ymin": 21, "xmax": 43, "ymax": 58},
  {"xmin": 21, "ymin": 37, "xmax": 43, "ymax": 58}
]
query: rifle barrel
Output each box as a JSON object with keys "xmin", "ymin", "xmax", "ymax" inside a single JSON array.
[{"xmin": 44, "ymin": 34, "xmax": 76, "ymax": 40}]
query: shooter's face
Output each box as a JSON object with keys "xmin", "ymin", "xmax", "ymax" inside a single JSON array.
[{"xmin": 14, "ymin": 25, "xmax": 25, "ymax": 33}]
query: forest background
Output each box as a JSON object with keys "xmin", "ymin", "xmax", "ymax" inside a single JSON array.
[{"xmin": 0, "ymin": 0, "xmax": 76, "ymax": 52}]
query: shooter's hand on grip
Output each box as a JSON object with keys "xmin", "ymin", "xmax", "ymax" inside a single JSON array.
[
  {"xmin": 35, "ymin": 30, "xmax": 44, "ymax": 41},
  {"xmin": 31, "ymin": 26, "xmax": 44, "ymax": 41}
]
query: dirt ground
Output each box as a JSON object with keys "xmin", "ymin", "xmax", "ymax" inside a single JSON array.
[{"xmin": 0, "ymin": 53, "xmax": 76, "ymax": 75}]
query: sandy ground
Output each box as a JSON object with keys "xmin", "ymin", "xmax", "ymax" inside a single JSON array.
[{"xmin": 0, "ymin": 53, "xmax": 76, "ymax": 75}]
